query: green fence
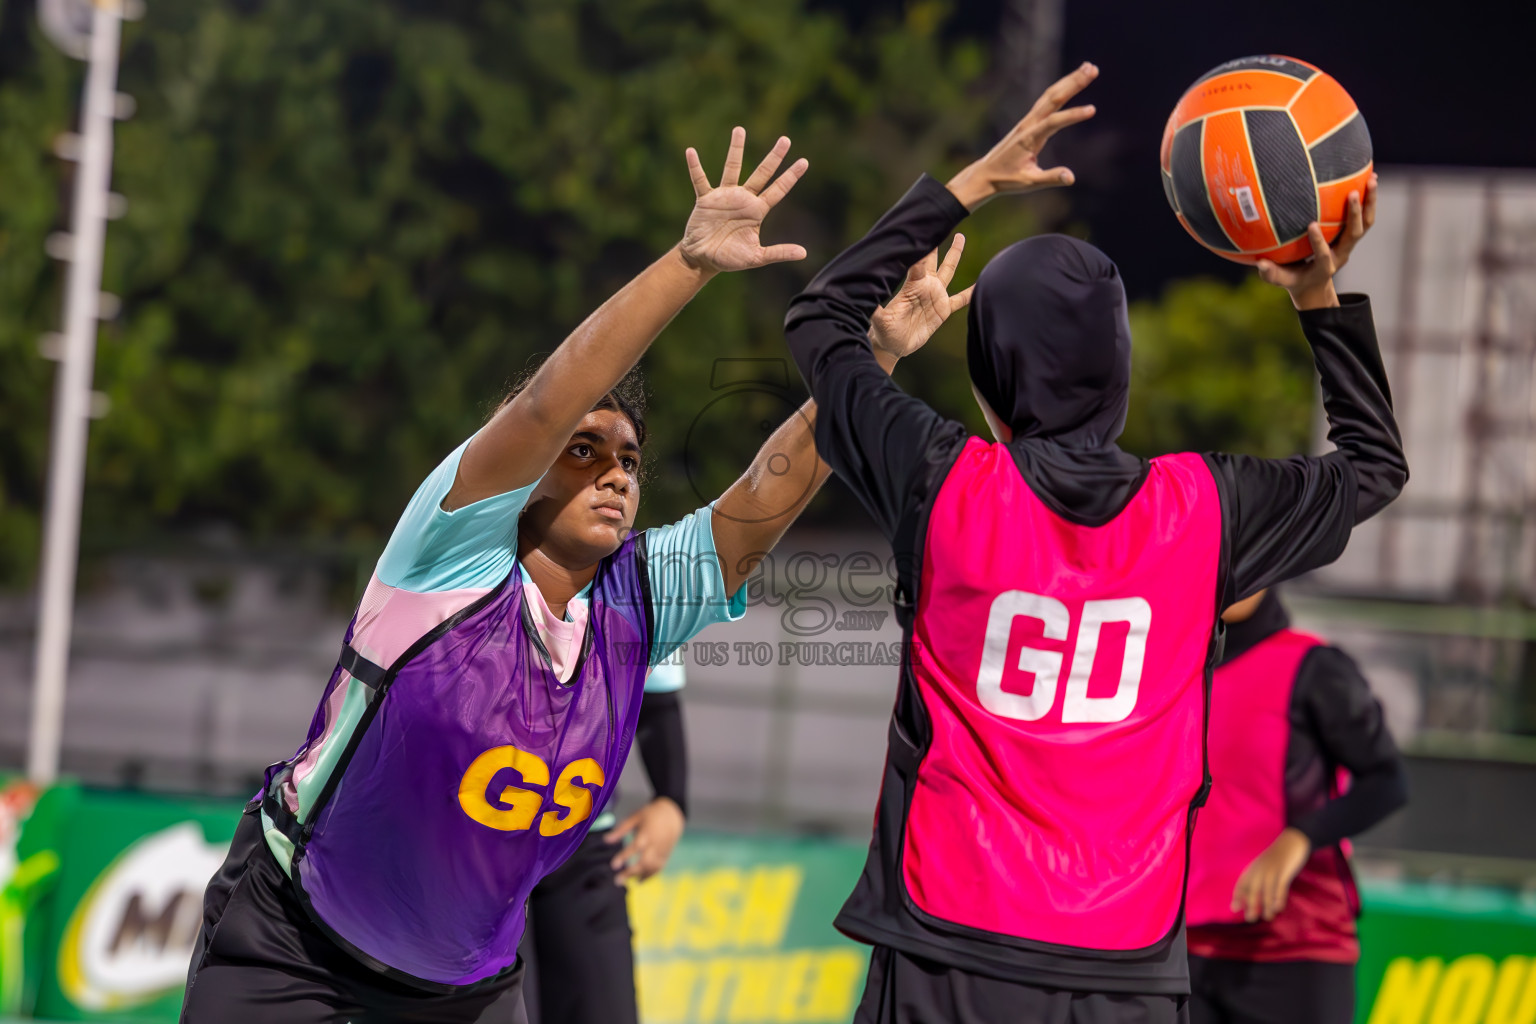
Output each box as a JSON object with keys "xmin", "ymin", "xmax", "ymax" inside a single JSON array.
[{"xmin": 0, "ymin": 781, "xmax": 1533, "ymax": 1022}]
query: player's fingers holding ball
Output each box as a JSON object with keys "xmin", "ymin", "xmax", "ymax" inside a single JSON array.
[
  {"xmin": 1347, "ymin": 192, "xmax": 1364, "ymax": 240},
  {"xmin": 1255, "ymin": 259, "xmax": 1288, "ymax": 287},
  {"xmin": 1306, "ymin": 222, "xmax": 1333, "ymax": 262},
  {"xmin": 1298, "ymin": 223, "xmax": 1337, "ymax": 278}
]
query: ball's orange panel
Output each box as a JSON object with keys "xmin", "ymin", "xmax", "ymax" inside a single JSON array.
[
  {"xmin": 1317, "ymin": 163, "xmax": 1374, "ymax": 222},
  {"xmin": 1289, "ymin": 73, "xmax": 1359, "ymax": 144},
  {"xmin": 1172, "ymin": 70, "xmax": 1304, "ymax": 124},
  {"xmin": 1246, "ymin": 221, "xmax": 1347, "ymax": 266},
  {"xmin": 1264, "ymin": 235, "xmax": 1319, "ymax": 264},
  {"xmin": 1201, "ymin": 110, "xmax": 1280, "ymax": 254},
  {"xmin": 1209, "ymin": 247, "xmax": 1263, "ymax": 266},
  {"xmin": 1160, "ymin": 113, "xmax": 1177, "ymax": 171}
]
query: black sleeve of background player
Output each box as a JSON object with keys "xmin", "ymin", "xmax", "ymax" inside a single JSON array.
[
  {"xmin": 636, "ymin": 690, "xmax": 688, "ymax": 817},
  {"xmin": 1207, "ymin": 295, "xmax": 1408, "ymax": 605},
  {"xmin": 1289, "ymin": 646, "xmax": 1409, "ymax": 849},
  {"xmin": 784, "ymin": 174, "xmax": 971, "ymax": 540}
]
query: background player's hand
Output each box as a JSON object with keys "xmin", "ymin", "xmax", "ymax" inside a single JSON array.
[
  {"xmin": 945, "ymin": 62, "xmax": 1098, "ymax": 211},
  {"xmin": 868, "ymin": 235, "xmax": 974, "ymax": 361},
  {"xmin": 1257, "ymin": 173, "xmax": 1378, "ymax": 310},
  {"xmin": 678, "ymin": 128, "xmax": 809, "ymax": 273},
  {"xmin": 1231, "ymin": 827, "xmax": 1312, "ymax": 922},
  {"xmin": 605, "ymin": 797, "xmax": 686, "ymax": 885}
]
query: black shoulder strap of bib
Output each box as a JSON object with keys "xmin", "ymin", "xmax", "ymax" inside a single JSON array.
[
  {"xmin": 260, "ymin": 642, "xmax": 388, "ymax": 846},
  {"xmin": 337, "ymin": 643, "xmax": 388, "ymax": 688}
]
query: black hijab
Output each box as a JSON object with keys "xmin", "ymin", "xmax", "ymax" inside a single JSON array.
[
  {"xmin": 966, "ymin": 234, "xmax": 1147, "ymax": 525},
  {"xmin": 967, "ymin": 234, "xmax": 1133, "ymax": 447}
]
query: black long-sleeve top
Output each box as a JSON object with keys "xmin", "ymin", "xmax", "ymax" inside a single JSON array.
[
  {"xmin": 780, "ymin": 174, "xmax": 1408, "ymax": 992},
  {"xmin": 635, "ymin": 690, "xmax": 687, "ymax": 817},
  {"xmin": 784, "ymin": 175, "xmax": 1408, "ymax": 606},
  {"xmin": 1221, "ymin": 591, "xmax": 1407, "ymax": 849}
]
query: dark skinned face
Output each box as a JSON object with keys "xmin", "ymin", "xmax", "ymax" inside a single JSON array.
[{"xmin": 518, "ymin": 409, "xmax": 642, "ymax": 568}]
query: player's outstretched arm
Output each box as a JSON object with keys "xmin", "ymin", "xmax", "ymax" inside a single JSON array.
[
  {"xmin": 783, "ymin": 65, "xmax": 1096, "ymax": 540},
  {"xmin": 944, "ymin": 61, "xmax": 1099, "ymax": 210},
  {"xmin": 446, "ymin": 130, "xmax": 808, "ymax": 510},
  {"xmin": 712, "ymin": 238, "xmax": 973, "ymax": 593},
  {"xmin": 1214, "ymin": 174, "xmax": 1409, "ymax": 603}
]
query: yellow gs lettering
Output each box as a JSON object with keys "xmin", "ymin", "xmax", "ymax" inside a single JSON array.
[
  {"xmin": 540, "ymin": 758, "xmax": 606, "ymax": 837},
  {"xmin": 457, "ymin": 746, "xmax": 605, "ymax": 835},
  {"xmin": 458, "ymin": 746, "xmax": 550, "ymax": 832}
]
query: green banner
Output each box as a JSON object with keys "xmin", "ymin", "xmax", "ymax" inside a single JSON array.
[
  {"xmin": 4, "ymin": 788, "xmax": 1535, "ymax": 1024},
  {"xmin": 1356, "ymin": 881, "xmax": 1536, "ymax": 1024},
  {"xmin": 31, "ymin": 790, "xmax": 244, "ymax": 1022},
  {"xmin": 629, "ymin": 833, "xmax": 870, "ymax": 1024},
  {"xmin": 0, "ymin": 778, "xmax": 62, "ymax": 1019}
]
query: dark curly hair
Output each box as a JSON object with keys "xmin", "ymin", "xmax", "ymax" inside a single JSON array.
[{"xmin": 497, "ymin": 361, "xmax": 649, "ymax": 451}]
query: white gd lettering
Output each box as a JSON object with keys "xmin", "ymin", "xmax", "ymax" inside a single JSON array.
[
  {"xmin": 976, "ymin": 592, "xmax": 1152, "ymax": 724},
  {"xmin": 977, "ymin": 591, "xmax": 1069, "ymax": 721}
]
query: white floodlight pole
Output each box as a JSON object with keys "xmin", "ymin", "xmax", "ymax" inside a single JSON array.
[{"xmin": 28, "ymin": 1, "xmax": 126, "ymax": 784}]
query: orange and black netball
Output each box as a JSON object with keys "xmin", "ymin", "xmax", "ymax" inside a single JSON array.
[{"xmin": 1161, "ymin": 55, "xmax": 1373, "ymax": 265}]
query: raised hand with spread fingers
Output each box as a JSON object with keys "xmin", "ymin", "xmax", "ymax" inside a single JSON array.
[
  {"xmin": 945, "ymin": 62, "xmax": 1100, "ymax": 212},
  {"xmin": 451, "ymin": 129, "xmax": 808, "ymax": 509},
  {"xmin": 679, "ymin": 128, "xmax": 809, "ymax": 274},
  {"xmin": 868, "ymin": 234, "xmax": 974, "ymax": 366}
]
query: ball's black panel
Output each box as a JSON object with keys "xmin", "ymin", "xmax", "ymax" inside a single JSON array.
[
  {"xmin": 1170, "ymin": 120, "xmax": 1236, "ymax": 252},
  {"xmin": 1161, "ymin": 168, "xmax": 1179, "ymax": 214},
  {"xmin": 1309, "ymin": 112, "xmax": 1373, "ymax": 183},
  {"xmin": 1193, "ymin": 55, "xmax": 1317, "ymax": 85},
  {"xmin": 1245, "ymin": 109, "xmax": 1318, "ymax": 243}
]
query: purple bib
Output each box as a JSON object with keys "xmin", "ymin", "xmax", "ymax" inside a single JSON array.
[{"xmin": 265, "ymin": 534, "xmax": 653, "ymax": 989}]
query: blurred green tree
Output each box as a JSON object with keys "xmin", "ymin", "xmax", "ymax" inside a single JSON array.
[
  {"xmin": 0, "ymin": 0, "xmax": 1031, "ymax": 587},
  {"xmin": 1122, "ymin": 275, "xmax": 1317, "ymax": 459},
  {"xmin": 0, "ymin": 0, "xmax": 1318, "ymax": 593},
  {"xmin": 0, "ymin": 4, "xmax": 72, "ymax": 585}
]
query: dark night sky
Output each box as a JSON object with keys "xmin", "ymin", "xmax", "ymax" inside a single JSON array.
[{"xmin": 839, "ymin": 0, "xmax": 1536, "ymax": 296}]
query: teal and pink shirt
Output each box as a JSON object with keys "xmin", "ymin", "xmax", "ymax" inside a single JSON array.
[{"xmin": 258, "ymin": 433, "xmax": 741, "ymax": 988}]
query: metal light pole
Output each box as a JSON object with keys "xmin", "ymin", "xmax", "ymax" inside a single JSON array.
[{"xmin": 28, "ymin": 0, "xmax": 134, "ymax": 784}]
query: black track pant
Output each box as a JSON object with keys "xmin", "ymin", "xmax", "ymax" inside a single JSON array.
[
  {"xmin": 855, "ymin": 946, "xmax": 1190, "ymax": 1024},
  {"xmin": 181, "ymin": 807, "xmax": 526, "ymax": 1024},
  {"xmin": 514, "ymin": 830, "xmax": 639, "ymax": 1024},
  {"xmin": 1189, "ymin": 956, "xmax": 1355, "ymax": 1024}
]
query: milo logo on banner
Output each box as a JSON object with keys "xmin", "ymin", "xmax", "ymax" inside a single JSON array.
[{"xmin": 55, "ymin": 822, "xmax": 227, "ymax": 1012}]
